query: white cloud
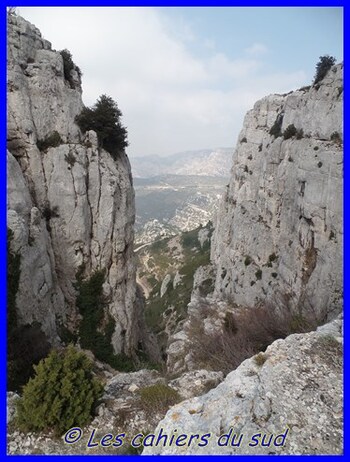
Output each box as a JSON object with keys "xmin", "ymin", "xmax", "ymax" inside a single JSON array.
[
  {"xmin": 245, "ymin": 42, "xmax": 269, "ymax": 55},
  {"xmin": 19, "ymin": 7, "xmax": 307, "ymax": 157}
]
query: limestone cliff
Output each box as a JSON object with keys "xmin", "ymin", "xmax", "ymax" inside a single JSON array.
[
  {"xmin": 211, "ymin": 64, "xmax": 343, "ymax": 320},
  {"xmin": 7, "ymin": 14, "xmax": 138, "ymax": 355},
  {"xmin": 166, "ymin": 63, "xmax": 343, "ymax": 375}
]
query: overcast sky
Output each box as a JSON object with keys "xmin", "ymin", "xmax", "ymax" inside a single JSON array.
[{"xmin": 18, "ymin": 7, "xmax": 343, "ymax": 158}]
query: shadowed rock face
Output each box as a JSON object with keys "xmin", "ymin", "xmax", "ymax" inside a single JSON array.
[
  {"xmin": 7, "ymin": 14, "xmax": 138, "ymax": 354},
  {"xmin": 144, "ymin": 316, "xmax": 343, "ymax": 455},
  {"xmin": 211, "ymin": 64, "xmax": 343, "ymax": 320}
]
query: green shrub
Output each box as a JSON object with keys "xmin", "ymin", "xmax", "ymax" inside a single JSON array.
[
  {"xmin": 283, "ymin": 124, "xmax": 297, "ymax": 140},
  {"xmin": 268, "ymin": 253, "xmax": 277, "ymax": 263},
  {"xmin": 313, "ymin": 55, "xmax": 336, "ymax": 85},
  {"xmin": 75, "ymin": 95, "xmax": 128, "ymax": 159},
  {"xmin": 16, "ymin": 346, "xmax": 103, "ymax": 435},
  {"xmin": 241, "ymin": 137, "xmax": 247, "ymax": 143},
  {"xmin": 64, "ymin": 151, "xmax": 76, "ymax": 167},
  {"xmin": 255, "ymin": 269, "xmax": 262, "ymax": 280},
  {"xmin": 76, "ymin": 269, "xmax": 135, "ymax": 371},
  {"xmin": 317, "ymin": 161, "xmax": 323, "ymax": 168},
  {"xmin": 269, "ymin": 114, "xmax": 283, "ymax": 138},
  {"xmin": 330, "ymin": 131, "xmax": 342, "ymax": 145},
  {"xmin": 37, "ymin": 131, "xmax": 62, "ymax": 151},
  {"xmin": 139, "ymin": 384, "xmax": 180, "ymax": 412},
  {"xmin": 60, "ymin": 49, "xmax": 82, "ymax": 89},
  {"xmin": 296, "ymin": 128, "xmax": 304, "ymax": 140},
  {"xmin": 254, "ymin": 352, "xmax": 267, "ymax": 366},
  {"xmin": 244, "ymin": 256, "xmax": 252, "ymax": 266}
]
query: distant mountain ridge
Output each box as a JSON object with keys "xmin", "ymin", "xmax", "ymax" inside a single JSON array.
[{"xmin": 130, "ymin": 147, "xmax": 233, "ymax": 178}]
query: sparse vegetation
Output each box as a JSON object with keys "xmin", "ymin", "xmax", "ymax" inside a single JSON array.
[
  {"xmin": 60, "ymin": 49, "xmax": 81, "ymax": 89},
  {"xmin": 244, "ymin": 256, "xmax": 252, "ymax": 266},
  {"xmin": 189, "ymin": 302, "xmax": 319, "ymax": 375},
  {"xmin": 37, "ymin": 131, "xmax": 62, "ymax": 151},
  {"xmin": 330, "ymin": 131, "xmax": 342, "ymax": 145},
  {"xmin": 269, "ymin": 114, "xmax": 283, "ymax": 138},
  {"xmin": 16, "ymin": 346, "xmax": 103, "ymax": 435},
  {"xmin": 254, "ymin": 352, "xmax": 267, "ymax": 366},
  {"xmin": 241, "ymin": 137, "xmax": 247, "ymax": 143},
  {"xmin": 283, "ymin": 124, "xmax": 297, "ymax": 140},
  {"xmin": 255, "ymin": 269, "xmax": 262, "ymax": 280},
  {"xmin": 64, "ymin": 151, "xmax": 76, "ymax": 167},
  {"xmin": 296, "ymin": 128, "xmax": 304, "ymax": 140},
  {"xmin": 313, "ymin": 55, "xmax": 336, "ymax": 85},
  {"xmin": 76, "ymin": 269, "xmax": 135, "ymax": 371},
  {"xmin": 139, "ymin": 384, "xmax": 180, "ymax": 413}
]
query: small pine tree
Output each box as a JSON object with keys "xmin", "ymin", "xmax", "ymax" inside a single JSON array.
[
  {"xmin": 75, "ymin": 95, "xmax": 128, "ymax": 159},
  {"xmin": 16, "ymin": 346, "xmax": 103, "ymax": 435},
  {"xmin": 313, "ymin": 55, "xmax": 336, "ymax": 85}
]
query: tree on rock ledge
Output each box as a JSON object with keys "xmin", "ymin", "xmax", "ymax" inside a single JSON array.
[
  {"xmin": 313, "ymin": 55, "xmax": 336, "ymax": 85},
  {"xmin": 76, "ymin": 94, "xmax": 128, "ymax": 159}
]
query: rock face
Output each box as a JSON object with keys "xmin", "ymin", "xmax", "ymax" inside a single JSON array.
[
  {"xmin": 7, "ymin": 14, "xmax": 138, "ymax": 354},
  {"xmin": 143, "ymin": 316, "xmax": 343, "ymax": 455},
  {"xmin": 211, "ymin": 64, "xmax": 343, "ymax": 321}
]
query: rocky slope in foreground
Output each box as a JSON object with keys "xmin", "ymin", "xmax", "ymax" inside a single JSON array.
[
  {"xmin": 7, "ymin": 14, "xmax": 139, "ymax": 355},
  {"xmin": 143, "ymin": 316, "xmax": 343, "ymax": 455}
]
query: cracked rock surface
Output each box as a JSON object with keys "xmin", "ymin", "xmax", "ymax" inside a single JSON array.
[
  {"xmin": 7, "ymin": 14, "xmax": 139, "ymax": 354},
  {"xmin": 211, "ymin": 64, "xmax": 343, "ymax": 319}
]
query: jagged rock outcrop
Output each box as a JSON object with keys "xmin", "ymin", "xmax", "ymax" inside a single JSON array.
[
  {"xmin": 211, "ymin": 64, "xmax": 343, "ymax": 320},
  {"xmin": 7, "ymin": 14, "xmax": 138, "ymax": 354},
  {"xmin": 144, "ymin": 316, "xmax": 343, "ymax": 455}
]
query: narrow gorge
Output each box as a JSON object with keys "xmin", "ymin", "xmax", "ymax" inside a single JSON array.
[{"xmin": 7, "ymin": 12, "xmax": 343, "ymax": 456}]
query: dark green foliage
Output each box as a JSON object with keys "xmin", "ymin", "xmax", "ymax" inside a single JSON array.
[
  {"xmin": 64, "ymin": 151, "xmax": 76, "ymax": 167},
  {"xmin": 313, "ymin": 55, "xmax": 336, "ymax": 85},
  {"xmin": 283, "ymin": 124, "xmax": 297, "ymax": 140},
  {"xmin": 318, "ymin": 161, "xmax": 323, "ymax": 168},
  {"xmin": 181, "ymin": 229, "xmax": 200, "ymax": 249},
  {"xmin": 268, "ymin": 253, "xmax": 277, "ymax": 263},
  {"xmin": 60, "ymin": 49, "xmax": 81, "ymax": 89},
  {"xmin": 42, "ymin": 205, "xmax": 59, "ymax": 221},
  {"xmin": 75, "ymin": 95, "xmax": 128, "ymax": 159},
  {"xmin": 330, "ymin": 131, "xmax": 342, "ymax": 145},
  {"xmin": 76, "ymin": 270, "xmax": 135, "ymax": 371},
  {"xmin": 139, "ymin": 384, "xmax": 180, "ymax": 412},
  {"xmin": 244, "ymin": 256, "xmax": 252, "ymax": 266},
  {"xmin": 8, "ymin": 323, "xmax": 50, "ymax": 392},
  {"xmin": 314, "ymin": 146, "xmax": 319, "ymax": 151},
  {"xmin": 241, "ymin": 137, "xmax": 247, "ymax": 143},
  {"xmin": 37, "ymin": 131, "xmax": 62, "ymax": 151},
  {"xmin": 296, "ymin": 128, "xmax": 304, "ymax": 140},
  {"xmin": 271, "ymin": 272, "xmax": 278, "ymax": 279},
  {"xmin": 255, "ymin": 269, "xmax": 262, "ymax": 280},
  {"xmin": 269, "ymin": 113, "xmax": 283, "ymax": 138},
  {"xmin": 16, "ymin": 346, "xmax": 103, "ymax": 435}
]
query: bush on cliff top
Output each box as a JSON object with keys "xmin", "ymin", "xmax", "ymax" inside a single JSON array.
[
  {"xmin": 75, "ymin": 94, "xmax": 128, "ymax": 159},
  {"xmin": 313, "ymin": 55, "xmax": 336, "ymax": 85}
]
